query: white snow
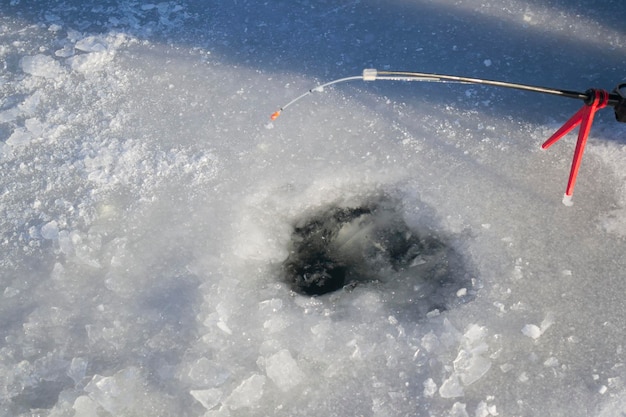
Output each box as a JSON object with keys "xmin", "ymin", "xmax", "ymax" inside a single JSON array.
[{"xmin": 1, "ymin": 1, "xmax": 626, "ymax": 416}]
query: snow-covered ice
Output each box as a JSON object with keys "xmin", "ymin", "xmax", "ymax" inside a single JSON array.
[{"xmin": 1, "ymin": 1, "xmax": 626, "ymax": 416}]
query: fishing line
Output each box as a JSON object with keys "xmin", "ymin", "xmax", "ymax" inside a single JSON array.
[{"xmin": 272, "ymin": 75, "xmax": 362, "ymax": 120}]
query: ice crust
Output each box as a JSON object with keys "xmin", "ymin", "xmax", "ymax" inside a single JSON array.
[{"xmin": 1, "ymin": 1, "xmax": 626, "ymax": 417}]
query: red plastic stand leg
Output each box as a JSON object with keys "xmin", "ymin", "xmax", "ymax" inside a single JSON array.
[{"xmin": 541, "ymin": 89, "xmax": 610, "ymax": 200}]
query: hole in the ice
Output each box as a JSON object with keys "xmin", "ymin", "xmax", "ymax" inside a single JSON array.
[{"xmin": 282, "ymin": 196, "xmax": 474, "ymax": 314}]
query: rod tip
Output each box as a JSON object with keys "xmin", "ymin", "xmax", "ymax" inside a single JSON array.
[{"xmin": 270, "ymin": 111, "xmax": 281, "ymax": 121}]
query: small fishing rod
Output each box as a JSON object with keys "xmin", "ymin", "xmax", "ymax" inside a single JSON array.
[{"xmin": 270, "ymin": 69, "xmax": 626, "ymax": 205}]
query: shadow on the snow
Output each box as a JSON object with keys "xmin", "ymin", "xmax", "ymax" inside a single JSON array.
[{"xmin": 3, "ymin": 0, "xmax": 624, "ymax": 124}]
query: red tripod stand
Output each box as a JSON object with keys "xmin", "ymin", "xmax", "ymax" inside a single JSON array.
[{"xmin": 541, "ymin": 89, "xmax": 612, "ymax": 205}]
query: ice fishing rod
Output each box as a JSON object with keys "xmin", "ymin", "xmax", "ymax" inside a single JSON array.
[{"xmin": 271, "ymin": 69, "xmax": 626, "ymax": 204}]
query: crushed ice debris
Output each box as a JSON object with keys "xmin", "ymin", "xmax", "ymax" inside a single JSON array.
[
  {"xmin": 67, "ymin": 357, "xmax": 88, "ymax": 385},
  {"xmin": 217, "ymin": 321, "xmax": 233, "ymax": 335},
  {"xmin": 423, "ymin": 378, "xmax": 438, "ymax": 397},
  {"xmin": 20, "ymin": 54, "xmax": 65, "ymax": 79},
  {"xmin": 6, "ymin": 128, "xmax": 33, "ymax": 147},
  {"xmin": 75, "ymin": 35, "xmax": 108, "ymax": 52},
  {"xmin": 190, "ymin": 388, "xmax": 222, "ymax": 410},
  {"xmin": 543, "ymin": 357, "xmax": 559, "ymax": 367},
  {"xmin": 84, "ymin": 367, "xmax": 145, "ymax": 415},
  {"xmin": 449, "ymin": 402, "xmax": 469, "ymax": 417},
  {"xmin": 264, "ymin": 349, "xmax": 305, "ymax": 391},
  {"xmin": 439, "ymin": 374, "xmax": 464, "ymax": 398},
  {"xmin": 437, "ymin": 324, "xmax": 492, "ymax": 399},
  {"xmin": 453, "ymin": 325, "xmax": 492, "ymax": 386},
  {"xmin": 476, "ymin": 400, "xmax": 499, "ymax": 416},
  {"xmin": 68, "ymin": 51, "xmax": 114, "ymax": 73},
  {"xmin": 224, "ymin": 374, "xmax": 266, "ymax": 410},
  {"xmin": 521, "ymin": 324, "xmax": 542, "ymax": 339},
  {"xmin": 40, "ymin": 220, "xmax": 60, "ymax": 240},
  {"xmin": 522, "ymin": 313, "xmax": 555, "ymax": 340}
]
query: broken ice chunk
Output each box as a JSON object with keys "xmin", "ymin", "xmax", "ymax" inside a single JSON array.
[
  {"xmin": 423, "ymin": 378, "xmax": 437, "ymax": 397},
  {"xmin": 521, "ymin": 324, "xmax": 542, "ymax": 339},
  {"xmin": 265, "ymin": 349, "xmax": 305, "ymax": 391},
  {"xmin": 439, "ymin": 374, "xmax": 464, "ymax": 398},
  {"xmin": 448, "ymin": 324, "xmax": 492, "ymax": 386},
  {"xmin": 41, "ymin": 221, "xmax": 59, "ymax": 240},
  {"xmin": 450, "ymin": 402, "xmax": 470, "ymax": 417},
  {"xmin": 190, "ymin": 388, "xmax": 222, "ymax": 410},
  {"xmin": 84, "ymin": 367, "xmax": 143, "ymax": 415},
  {"xmin": 454, "ymin": 348, "xmax": 492, "ymax": 386},
  {"xmin": 6, "ymin": 128, "xmax": 33, "ymax": 147},
  {"xmin": 217, "ymin": 321, "xmax": 232, "ymax": 335},
  {"xmin": 224, "ymin": 374, "xmax": 265, "ymax": 410},
  {"xmin": 67, "ymin": 357, "xmax": 88, "ymax": 385},
  {"xmin": 73, "ymin": 396, "xmax": 100, "ymax": 417},
  {"xmin": 20, "ymin": 54, "xmax": 65, "ymax": 79},
  {"xmin": 187, "ymin": 357, "xmax": 230, "ymax": 387},
  {"xmin": 522, "ymin": 313, "xmax": 554, "ymax": 340},
  {"xmin": 75, "ymin": 36, "xmax": 108, "ymax": 52}
]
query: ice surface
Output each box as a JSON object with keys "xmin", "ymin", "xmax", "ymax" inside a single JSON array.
[{"xmin": 1, "ymin": 1, "xmax": 626, "ymax": 416}]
